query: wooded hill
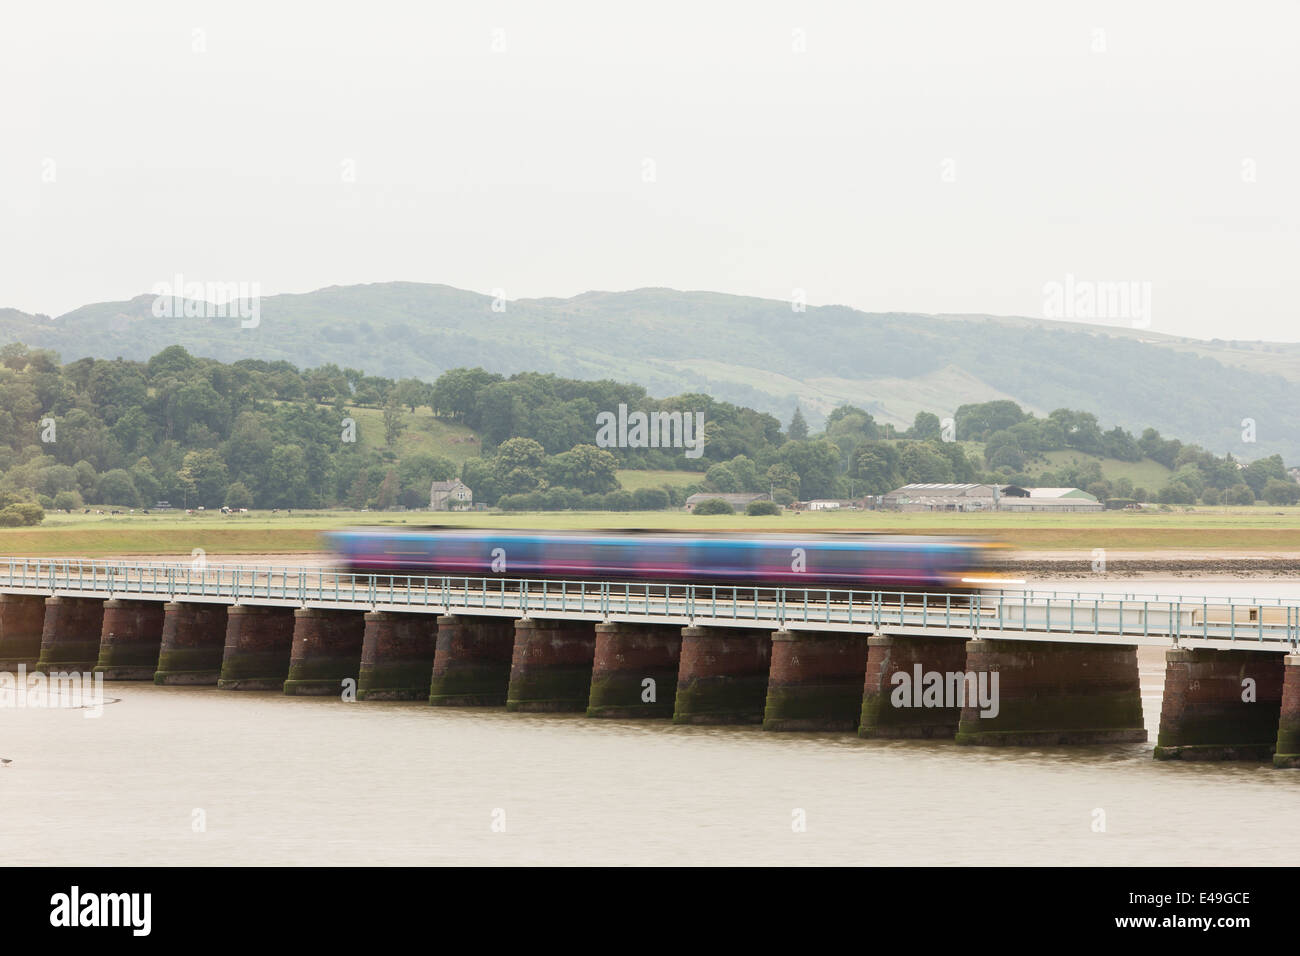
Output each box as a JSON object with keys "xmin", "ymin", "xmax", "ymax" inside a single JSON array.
[
  {"xmin": 0, "ymin": 343, "xmax": 1290, "ymax": 525},
  {"xmin": 4, "ymin": 282, "xmax": 1299, "ymax": 461}
]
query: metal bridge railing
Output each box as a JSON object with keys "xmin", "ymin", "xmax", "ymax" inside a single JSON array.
[{"xmin": 0, "ymin": 557, "xmax": 1296, "ymax": 650}]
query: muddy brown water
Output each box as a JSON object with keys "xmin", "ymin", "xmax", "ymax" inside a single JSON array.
[{"xmin": 2, "ymin": 574, "xmax": 1298, "ymax": 865}]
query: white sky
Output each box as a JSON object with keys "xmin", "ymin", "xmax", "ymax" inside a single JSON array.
[{"xmin": 3, "ymin": 1, "xmax": 1297, "ymax": 340}]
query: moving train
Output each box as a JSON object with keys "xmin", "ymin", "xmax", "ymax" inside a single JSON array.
[{"xmin": 324, "ymin": 527, "xmax": 1000, "ymax": 590}]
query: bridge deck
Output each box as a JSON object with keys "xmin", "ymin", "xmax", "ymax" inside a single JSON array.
[{"xmin": 0, "ymin": 558, "xmax": 1296, "ymax": 652}]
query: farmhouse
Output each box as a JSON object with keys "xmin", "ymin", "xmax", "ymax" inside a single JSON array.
[{"xmin": 429, "ymin": 479, "xmax": 473, "ymax": 511}]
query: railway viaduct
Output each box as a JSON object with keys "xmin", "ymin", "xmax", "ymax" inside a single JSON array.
[{"xmin": 2, "ymin": 559, "xmax": 1298, "ymax": 766}]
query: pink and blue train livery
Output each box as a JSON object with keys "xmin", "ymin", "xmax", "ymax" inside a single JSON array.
[{"xmin": 324, "ymin": 528, "xmax": 999, "ymax": 591}]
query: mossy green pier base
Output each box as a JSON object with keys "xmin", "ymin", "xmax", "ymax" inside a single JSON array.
[
  {"xmin": 357, "ymin": 610, "xmax": 438, "ymax": 701},
  {"xmin": 154, "ymin": 602, "xmax": 228, "ymax": 685},
  {"xmin": 673, "ymin": 626, "xmax": 770, "ymax": 724},
  {"xmin": 283, "ymin": 607, "xmax": 366, "ymax": 696},
  {"xmin": 587, "ymin": 621, "xmax": 681, "ymax": 718},
  {"xmin": 1155, "ymin": 647, "xmax": 1284, "ymax": 760},
  {"xmin": 1274, "ymin": 654, "xmax": 1300, "ymax": 768},
  {"xmin": 428, "ymin": 614, "xmax": 516, "ymax": 705},
  {"xmin": 0, "ymin": 593, "xmax": 47, "ymax": 670},
  {"xmin": 218, "ymin": 604, "xmax": 296, "ymax": 690},
  {"xmin": 506, "ymin": 617, "xmax": 597, "ymax": 712},
  {"xmin": 94, "ymin": 598, "xmax": 165, "ymax": 680},
  {"xmin": 763, "ymin": 629, "xmax": 866, "ymax": 731},
  {"xmin": 35, "ymin": 596, "xmax": 105, "ymax": 674},
  {"xmin": 955, "ymin": 638, "xmax": 1147, "ymax": 746},
  {"xmin": 859, "ymin": 633, "xmax": 968, "ymax": 739}
]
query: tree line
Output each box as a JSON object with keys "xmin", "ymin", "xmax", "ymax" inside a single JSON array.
[{"xmin": 0, "ymin": 345, "xmax": 1292, "ymax": 525}]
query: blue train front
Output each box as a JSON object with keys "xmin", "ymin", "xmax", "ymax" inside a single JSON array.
[{"xmin": 324, "ymin": 528, "xmax": 998, "ymax": 590}]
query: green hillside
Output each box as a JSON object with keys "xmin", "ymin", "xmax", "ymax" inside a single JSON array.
[
  {"xmin": 1026, "ymin": 451, "xmax": 1172, "ymax": 489},
  {"xmin": 950, "ymin": 443, "xmax": 1172, "ymax": 488},
  {"xmin": 4, "ymin": 283, "xmax": 1300, "ymax": 461},
  {"xmin": 615, "ymin": 469, "xmax": 701, "ymax": 492},
  {"xmin": 0, "ymin": 340, "xmax": 1285, "ymax": 522},
  {"xmin": 343, "ymin": 404, "xmax": 482, "ymax": 464}
]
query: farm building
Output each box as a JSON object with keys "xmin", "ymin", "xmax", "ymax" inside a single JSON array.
[
  {"xmin": 996, "ymin": 487, "xmax": 1103, "ymax": 512},
  {"xmin": 880, "ymin": 483, "xmax": 1004, "ymax": 512},
  {"xmin": 429, "ymin": 479, "xmax": 473, "ymax": 510},
  {"xmin": 881, "ymin": 483, "xmax": 1102, "ymax": 512}
]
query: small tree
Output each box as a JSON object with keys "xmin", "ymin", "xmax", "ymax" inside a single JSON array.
[
  {"xmin": 632, "ymin": 487, "xmax": 669, "ymax": 511},
  {"xmin": 347, "ymin": 470, "xmax": 371, "ymax": 510},
  {"xmin": 1262, "ymin": 478, "xmax": 1300, "ymax": 506},
  {"xmin": 910, "ymin": 411, "xmax": 942, "ymax": 441},
  {"xmin": 97, "ymin": 469, "xmax": 141, "ymax": 508},
  {"xmin": 694, "ymin": 498, "xmax": 734, "ymax": 515},
  {"xmin": 53, "ymin": 490, "xmax": 83, "ymax": 511},
  {"xmin": 603, "ymin": 489, "xmax": 633, "ymax": 511},
  {"xmin": 766, "ymin": 462, "xmax": 800, "ymax": 499},
  {"xmin": 746, "ymin": 500, "xmax": 781, "ymax": 516},
  {"xmin": 374, "ymin": 469, "xmax": 399, "ymax": 509},
  {"xmin": 224, "ymin": 482, "xmax": 254, "ymax": 510},
  {"xmin": 1156, "ymin": 482, "xmax": 1195, "ymax": 505},
  {"xmin": 383, "ymin": 398, "xmax": 406, "ymax": 448},
  {"xmin": 1223, "ymin": 484, "xmax": 1256, "ymax": 506},
  {"xmin": 787, "ymin": 406, "xmax": 809, "ymax": 441},
  {"xmin": 0, "ymin": 502, "xmax": 44, "ymax": 526}
]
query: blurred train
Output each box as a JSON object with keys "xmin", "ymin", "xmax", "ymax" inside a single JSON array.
[{"xmin": 324, "ymin": 528, "xmax": 1001, "ymax": 591}]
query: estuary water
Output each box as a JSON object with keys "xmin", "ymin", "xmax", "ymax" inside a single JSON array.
[{"xmin": 3, "ymin": 576, "xmax": 1298, "ymax": 866}]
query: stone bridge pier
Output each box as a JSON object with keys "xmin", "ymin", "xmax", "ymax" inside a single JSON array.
[
  {"xmin": 956, "ymin": 638, "xmax": 1147, "ymax": 746},
  {"xmin": 155, "ymin": 602, "xmax": 228, "ymax": 685},
  {"xmin": 1275, "ymin": 654, "xmax": 1300, "ymax": 768},
  {"xmin": 36, "ymin": 597, "xmax": 106, "ymax": 674},
  {"xmin": 763, "ymin": 629, "xmax": 867, "ymax": 731},
  {"xmin": 427, "ymin": 614, "xmax": 517, "ymax": 706},
  {"xmin": 94, "ymin": 599, "xmax": 166, "ymax": 680},
  {"xmin": 859, "ymin": 634, "xmax": 969, "ymax": 738},
  {"xmin": 0, "ymin": 594, "xmax": 47, "ymax": 670},
  {"xmin": 1155, "ymin": 648, "xmax": 1285, "ymax": 761},
  {"xmin": 506, "ymin": 617, "xmax": 597, "ymax": 712},
  {"xmin": 357, "ymin": 611, "xmax": 438, "ymax": 701},
  {"xmin": 587, "ymin": 621, "xmax": 682, "ymax": 718},
  {"xmin": 218, "ymin": 605, "xmax": 297, "ymax": 690},
  {"xmin": 673, "ymin": 626, "xmax": 771, "ymax": 724},
  {"xmin": 283, "ymin": 607, "xmax": 366, "ymax": 696}
]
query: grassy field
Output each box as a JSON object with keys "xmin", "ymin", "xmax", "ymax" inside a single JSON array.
[
  {"xmin": 3, "ymin": 506, "xmax": 1300, "ymax": 556},
  {"xmin": 614, "ymin": 469, "xmax": 703, "ymax": 491}
]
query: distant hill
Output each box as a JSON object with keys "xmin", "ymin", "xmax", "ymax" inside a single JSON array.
[{"xmin": 3, "ymin": 282, "xmax": 1298, "ymax": 460}]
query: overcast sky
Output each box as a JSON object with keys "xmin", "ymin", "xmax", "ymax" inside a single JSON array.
[{"xmin": 3, "ymin": 1, "xmax": 1297, "ymax": 340}]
